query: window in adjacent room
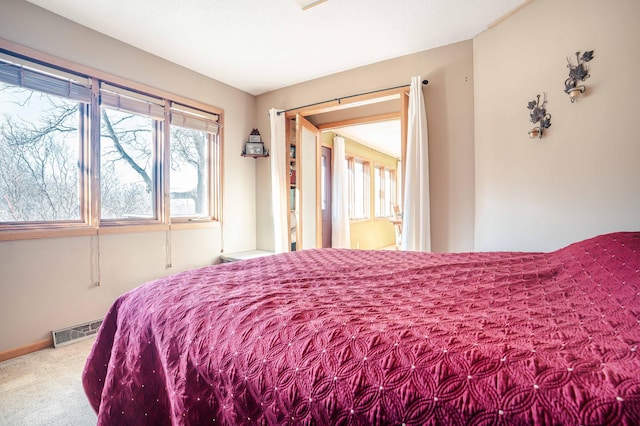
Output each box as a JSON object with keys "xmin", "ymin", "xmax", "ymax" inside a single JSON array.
[
  {"xmin": 374, "ymin": 165, "xmax": 396, "ymax": 218},
  {"xmin": 348, "ymin": 157, "xmax": 370, "ymax": 220}
]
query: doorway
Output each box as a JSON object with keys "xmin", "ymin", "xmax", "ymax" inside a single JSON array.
[
  {"xmin": 322, "ymin": 121, "xmax": 401, "ymax": 250},
  {"xmin": 285, "ymin": 87, "xmax": 408, "ymax": 251}
]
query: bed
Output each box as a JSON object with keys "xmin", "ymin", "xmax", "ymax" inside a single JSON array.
[{"xmin": 83, "ymin": 232, "xmax": 640, "ymax": 424}]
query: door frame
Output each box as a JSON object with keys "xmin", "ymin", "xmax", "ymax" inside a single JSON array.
[
  {"xmin": 296, "ymin": 115, "xmax": 322, "ymax": 248},
  {"xmin": 284, "ymin": 90, "xmax": 409, "ymax": 249}
]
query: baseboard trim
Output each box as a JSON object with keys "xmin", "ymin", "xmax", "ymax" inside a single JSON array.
[{"xmin": 0, "ymin": 338, "xmax": 53, "ymax": 362}]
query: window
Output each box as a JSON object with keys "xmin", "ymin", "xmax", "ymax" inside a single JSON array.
[
  {"xmin": 100, "ymin": 108, "xmax": 156, "ymax": 220},
  {"xmin": 386, "ymin": 168, "xmax": 396, "ymax": 214},
  {"xmin": 0, "ymin": 82, "xmax": 83, "ymax": 222},
  {"xmin": 99, "ymin": 84, "xmax": 165, "ymax": 222},
  {"xmin": 345, "ymin": 155, "xmax": 396, "ymax": 222},
  {"xmin": 348, "ymin": 157, "xmax": 370, "ymax": 220},
  {"xmin": 374, "ymin": 166, "xmax": 381, "ymax": 218},
  {"xmin": 169, "ymin": 103, "xmax": 219, "ymax": 219},
  {"xmin": 0, "ymin": 49, "xmax": 221, "ymax": 236},
  {"xmin": 0, "ymin": 53, "xmax": 90, "ymax": 224},
  {"xmin": 374, "ymin": 165, "xmax": 396, "ymax": 218}
]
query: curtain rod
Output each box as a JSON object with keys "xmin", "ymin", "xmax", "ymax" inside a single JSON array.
[{"xmin": 276, "ymin": 79, "xmax": 428, "ymax": 116}]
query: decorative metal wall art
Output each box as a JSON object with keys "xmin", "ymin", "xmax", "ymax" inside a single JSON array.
[
  {"xmin": 564, "ymin": 50, "xmax": 594, "ymax": 102},
  {"xmin": 527, "ymin": 93, "xmax": 551, "ymax": 139}
]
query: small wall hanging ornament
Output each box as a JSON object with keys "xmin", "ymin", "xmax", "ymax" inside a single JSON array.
[
  {"xmin": 527, "ymin": 93, "xmax": 552, "ymax": 139},
  {"xmin": 564, "ymin": 50, "xmax": 594, "ymax": 103}
]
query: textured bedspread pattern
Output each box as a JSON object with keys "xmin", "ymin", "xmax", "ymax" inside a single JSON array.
[{"xmin": 83, "ymin": 232, "xmax": 640, "ymax": 424}]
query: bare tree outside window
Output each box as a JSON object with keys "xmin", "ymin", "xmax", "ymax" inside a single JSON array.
[
  {"xmin": 0, "ymin": 68, "xmax": 217, "ymax": 227},
  {"xmin": 0, "ymin": 83, "xmax": 81, "ymax": 222},
  {"xmin": 100, "ymin": 107, "xmax": 154, "ymax": 219},
  {"xmin": 170, "ymin": 125, "xmax": 208, "ymax": 217}
]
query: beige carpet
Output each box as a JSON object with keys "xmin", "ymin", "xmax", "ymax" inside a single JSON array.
[{"xmin": 0, "ymin": 337, "xmax": 97, "ymax": 426}]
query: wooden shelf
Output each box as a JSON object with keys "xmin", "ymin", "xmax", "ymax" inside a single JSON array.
[{"xmin": 241, "ymin": 153, "xmax": 269, "ymax": 158}]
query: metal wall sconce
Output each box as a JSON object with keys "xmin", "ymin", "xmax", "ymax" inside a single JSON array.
[
  {"xmin": 564, "ymin": 50, "xmax": 594, "ymax": 103},
  {"xmin": 527, "ymin": 93, "xmax": 551, "ymax": 139}
]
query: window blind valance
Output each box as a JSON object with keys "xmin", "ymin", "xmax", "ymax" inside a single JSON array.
[
  {"xmin": 170, "ymin": 103, "xmax": 220, "ymax": 135},
  {"xmin": 100, "ymin": 83, "xmax": 165, "ymax": 121},
  {"xmin": 0, "ymin": 52, "xmax": 92, "ymax": 103}
]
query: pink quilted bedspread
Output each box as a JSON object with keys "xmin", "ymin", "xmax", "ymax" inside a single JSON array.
[{"xmin": 83, "ymin": 232, "xmax": 640, "ymax": 425}]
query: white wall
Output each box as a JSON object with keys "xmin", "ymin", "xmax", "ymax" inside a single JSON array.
[
  {"xmin": 0, "ymin": 229, "xmax": 222, "ymax": 351},
  {"xmin": 0, "ymin": 0, "xmax": 256, "ymax": 352},
  {"xmin": 474, "ymin": 0, "xmax": 640, "ymax": 251}
]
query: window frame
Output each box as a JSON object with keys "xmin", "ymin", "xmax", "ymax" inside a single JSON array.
[
  {"xmin": 0, "ymin": 59, "xmax": 91, "ymax": 229},
  {"xmin": 0, "ymin": 43, "xmax": 223, "ymax": 241},
  {"xmin": 168, "ymin": 102, "xmax": 221, "ymax": 223},
  {"xmin": 347, "ymin": 156, "xmax": 370, "ymax": 221},
  {"xmin": 374, "ymin": 165, "xmax": 397, "ymax": 219},
  {"xmin": 97, "ymin": 102, "xmax": 163, "ymax": 225}
]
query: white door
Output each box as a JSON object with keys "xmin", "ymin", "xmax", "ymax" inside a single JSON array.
[{"xmin": 297, "ymin": 115, "xmax": 321, "ymax": 249}]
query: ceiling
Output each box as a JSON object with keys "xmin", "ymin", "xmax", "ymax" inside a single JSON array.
[
  {"xmin": 333, "ymin": 120, "xmax": 401, "ymax": 159},
  {"xmin": 24, "ymin": 0, "xmax": 527, "ymax": 96}
]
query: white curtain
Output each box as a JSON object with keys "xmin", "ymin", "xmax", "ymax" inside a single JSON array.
[
  {"xmin": 269, "ymin": 108, "xmax": 288, "ymax": 253},
  {"xmin": 331, "ymin": 136, "xmax": 350, "ymax": 248},
  {"xmin": 401, "ymin": 76, "xmax": 431, "ymax": 251}
]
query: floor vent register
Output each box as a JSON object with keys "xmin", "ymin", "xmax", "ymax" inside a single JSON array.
[{"xmin": 52, "ymin": 319, "xmax": 103, "ymax": 348}]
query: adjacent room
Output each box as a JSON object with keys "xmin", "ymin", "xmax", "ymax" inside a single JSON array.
[{"xmin": 1, "ymin": 0, "xmax": 639, "ymax": 424}]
